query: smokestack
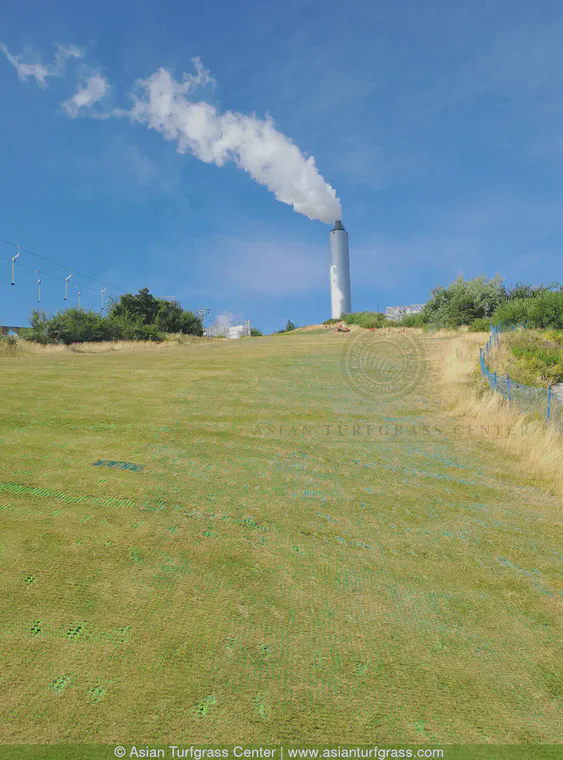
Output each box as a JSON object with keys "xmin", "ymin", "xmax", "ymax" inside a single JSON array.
[{"xmin": 328, "ymin": 220, "xmax": 352, "ymax": 319}]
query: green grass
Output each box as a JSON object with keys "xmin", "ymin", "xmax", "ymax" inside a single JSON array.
[{"xmin": 0, "ymin": 333, "xmax": 561, "ymax": 744}]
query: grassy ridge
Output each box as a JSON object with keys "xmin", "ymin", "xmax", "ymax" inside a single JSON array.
[{"xmin": 0, "ymin": 332, "xmax": 561, "ymax": 743}]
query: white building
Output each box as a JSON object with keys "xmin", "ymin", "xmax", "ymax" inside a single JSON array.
[
  {"xmin": 205, "ymin": 319, "xmax": 251, "ymax": 339},
  {"xmin": 385, "ymin": 304, "xmax": 425, "ymax": 321}
]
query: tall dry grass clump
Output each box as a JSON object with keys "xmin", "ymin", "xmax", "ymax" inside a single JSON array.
[
  {"xmin": 67, "ymin": 339, "xmax": 175, "ymax": 353},
  {"xmin": 0, "ymin": 339, "xmax": 63, "ymax": 358},
  {"xmin": 432, "ymin": 331, "xmax": 563, "ymax": 498},
  {"xmin": 0, "ymin": 335, "xmax": 218, "ymax": 359},
  {"xmin": 0, "ymin": 339, "xmax": 175, "ymax": 357}
]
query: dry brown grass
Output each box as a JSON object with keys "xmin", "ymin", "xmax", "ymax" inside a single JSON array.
[
  {"xmin": 431, "ymin": 330, "xmax": 563, "ymax": 498},
  {"xmin": 0, "ymin": 336, "xmax": 220, "ymax": 359},
  {"xmin": 0, "ymin": 339, "xmax": 174, "ymax": 358},
  {"xmin": 0, "ymin": 340, "xmax": 60, "ymax": 358}
]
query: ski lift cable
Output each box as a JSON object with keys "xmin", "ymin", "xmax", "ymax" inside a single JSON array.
[
  {"xmin": 0, "ymin": 252, "xmax": 99, "ymax": 292},
  {"xmin": 0, "ymin": 235, "xmax": 123, "ymax": 291}
]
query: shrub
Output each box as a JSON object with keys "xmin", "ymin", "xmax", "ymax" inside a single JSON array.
[
  {"xmin": 108, "ymin": 288, "xmax": 203, "ymax": 336},
  {"xmin": 342, "ymin": 311, "xmax": 390, "ymax": 329},
  {"xmin": 274, "ymin": 320, "xmax": 297, "ymax": 334},
  {"xmin": 250, "ymin": 328, "xmax": 263, "ymax": 336},
  {"xmin": 491, "ymin": 298, "xmax": 530, "ymax": 328},
  {"xmin": 108, "ymin": 288, "xmax": 161, "ymax": 324},
  {"xmin": 43, "ymin": 309, "xmax": 118, "ymax": 344},
  {"xmin": 493, "ymin": 291, "xmax": 563, "ymax": 329},
  {"xmin": 504, "ymin": 282, "xmax": 560, "ymax": 300},
  {"xmin": 468, "ymin": 317, "xmax": 491, "ymax": 332},
  {"xmin": 400, "ymin": 313, "xmax": 427, "ymax": 328},
  {"xmin": 506, "ymin": 333, "xmax": 563, "ymax": 385},
  {"xmin": 178, "ymin": 310, "xmax": 204, "ymax": 336},
  {"xmin": 29, "ymin": 311, "xmax": 50, "ymax": 344},
  {"xmin": 423, "ymin": 275, "xmax": 505, "ymax": 328},
  {"xmin": 25, "ymin": 288, "xmax": 203, "ymax": 344}
]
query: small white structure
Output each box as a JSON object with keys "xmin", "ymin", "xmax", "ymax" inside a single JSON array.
[
  {"xmin": 227, "ymin": 323, "xmax": 247, "ymax": 339},
  {"xmin": 205, "ymin": 318, "xmax": 251, "ymax": 339}
]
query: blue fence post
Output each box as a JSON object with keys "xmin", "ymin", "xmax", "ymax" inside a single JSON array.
[
  {"xmin": 547, "ymin": 386, "xmax": 551, "ymax": 425},
  {"xmin": 507, "ymin": 374, "xmax": 510, "ymax": 404},
  {"xmin": 493, "ymin": 371, "xmax": 497, "ymax": 391}
]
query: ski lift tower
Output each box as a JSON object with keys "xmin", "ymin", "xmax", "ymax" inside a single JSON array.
[{"xmin": 196, "ymin": 308, "xmax": 210, "ymax": 326}]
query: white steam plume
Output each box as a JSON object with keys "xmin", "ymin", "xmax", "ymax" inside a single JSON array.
[
  {"xmin": 127, "ymin": 61, "xmax": 341, "ymax": 223},
  {"xmin": 1, "ymin": 47, "xmax": 342, "ymax": 222}
]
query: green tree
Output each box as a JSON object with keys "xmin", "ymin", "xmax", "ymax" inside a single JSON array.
[
  {"xmin": 423, "ymin": 275, "xmax": 506, "ymax": 327},
  {"xmin": 178, "ymin": 310, "xmax": 204, "ymax": 336},
  {"xmin": 26, "ymin": 289, "xmax": 204, "ymax": 344},
  {"xmin": 32, "ymin": 309, "xmax": 118, "ymax": 345},
  {"xmin": 504, "ymin": 281, "xmax": 560, "ymax": 300},
  {"xmin": 108, "ymin": 289, "xmax": 203, "ymax": 336},
  {"xmin": 29, "ymin": 310, "xmax": 50, "ymax": 344},
  {"xmin": 494, "ymin": 291, "xmax": 563, "ymax": 329},
  {"xmin": 109, "ymin": 287, "xmax": 161, "ymax": 324}
]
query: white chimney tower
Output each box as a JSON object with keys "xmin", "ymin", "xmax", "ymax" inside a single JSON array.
[{"xmin": 328, "ymin": 220, "xmax": 352, "ymax": 318}]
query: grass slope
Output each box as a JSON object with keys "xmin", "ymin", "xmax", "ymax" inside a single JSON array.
[{"xmin": 0, "ymin": 333, "xmax": 561, "ymax": 744}]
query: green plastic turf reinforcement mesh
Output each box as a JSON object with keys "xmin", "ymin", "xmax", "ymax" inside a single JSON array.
[{"xmin": 92, "ymin": 459, "xmax": 145, "ymax": 472}]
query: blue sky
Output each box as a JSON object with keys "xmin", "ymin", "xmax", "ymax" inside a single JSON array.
[{"xmin": 1, "ymin": 1, "xmax": 563, "ymax": 333}]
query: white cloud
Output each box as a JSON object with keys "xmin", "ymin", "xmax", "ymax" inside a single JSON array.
[
  {"xmin": 61, "ymin": 73, "xmax": 109, "ymax": 117},
  {"xmin": 0, "ymin": 42, "xmax": 82, "ymax": 87}
]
